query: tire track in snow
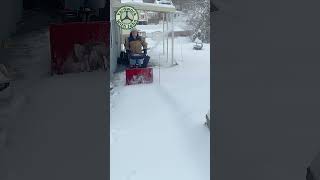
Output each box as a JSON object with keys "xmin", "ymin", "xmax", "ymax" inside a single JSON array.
[
  {"xmin": 155, "ymin": 85, "xmax": 210, "ymax": 179},
  {"xmin": 110, "ymin": 85, "xmax": 203, "ymax": 180}
]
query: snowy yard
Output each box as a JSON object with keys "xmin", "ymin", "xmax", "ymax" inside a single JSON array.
[{"xmin": 110, "ymin": 35, "xmax": 210, "ymax": 180}]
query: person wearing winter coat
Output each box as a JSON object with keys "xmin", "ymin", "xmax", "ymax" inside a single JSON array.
[{"xmin": 124, "ymin": 28, "xmax": 150, "ymax": 68}]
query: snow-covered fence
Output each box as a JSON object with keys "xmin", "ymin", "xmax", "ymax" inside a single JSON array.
[
  {"xmin": 150, "ymin": 30, "xmax": 192, "ymax": 40},
  {"xmin": 168, "ymin": 30, "xmax": 193, "ymax": 37},
  {"xmin": 151, "ymin": 31, "xmax": 163, "ymax": 41}
]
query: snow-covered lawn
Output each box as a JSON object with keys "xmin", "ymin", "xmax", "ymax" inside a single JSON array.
[{"xmin": 110, "ymin": 36, "xmax": 210, "ymax": 180}]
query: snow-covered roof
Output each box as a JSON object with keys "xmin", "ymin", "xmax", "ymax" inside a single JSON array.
[
  {"xmin": 121, "ymin": 0, "xmax": 143, "ymax": 3},
  {"xmin": 112, "ymin": 0, "xmax": 176, "ymax": 13}
]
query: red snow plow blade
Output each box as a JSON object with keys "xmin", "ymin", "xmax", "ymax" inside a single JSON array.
[{"xmin": 125, "ymin": 68, "xmax": 153, "ymax": 85}]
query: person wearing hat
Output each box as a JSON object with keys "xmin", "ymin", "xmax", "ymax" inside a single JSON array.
[{"xmin": 124, "ymin": 28, "xmax": 149, "ymax": 68}]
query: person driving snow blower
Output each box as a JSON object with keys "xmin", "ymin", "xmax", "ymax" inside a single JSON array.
[{"xmin": 124, "ymin": 28, "xmax": 150, "ymax": 68}]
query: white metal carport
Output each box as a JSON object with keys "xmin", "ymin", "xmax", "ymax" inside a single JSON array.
[{"xmin": 110, "ymin": 0, "xmax": 177, "ymax": 78}]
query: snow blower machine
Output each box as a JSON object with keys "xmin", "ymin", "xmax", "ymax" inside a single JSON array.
[{"xmin": 125, "ymin": 53, "xmax": 153, "ymax": 85}]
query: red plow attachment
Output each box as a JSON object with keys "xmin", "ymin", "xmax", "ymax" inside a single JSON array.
[{"xmin": 125, "ymin": 67, "xmax": 153, "ymax": 85}]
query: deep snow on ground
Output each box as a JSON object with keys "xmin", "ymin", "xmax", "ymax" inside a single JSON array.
[
  {"xmin": 0, "ymin": 11, "xmax": 108, "ymax": 180},
  {"xmin": 7, "ymin": 71, "xmax": 108, "ymax": 180},
  {"xmin": 110, "ymin": 36, "xmax": 210, "ymax": 180},
  {"xmin": 2, "ymin": 34, "xmax": 108, "ymax": 180}
]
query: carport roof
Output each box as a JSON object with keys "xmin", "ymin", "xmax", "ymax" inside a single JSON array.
[{"xmin": 111, "ymin": 0, "xmax": 176, "ymax": 13}]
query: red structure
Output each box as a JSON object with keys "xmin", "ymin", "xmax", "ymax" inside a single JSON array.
[{"xmin": 49, "ymin": 22, "xmax": 110, "ymax": 74}]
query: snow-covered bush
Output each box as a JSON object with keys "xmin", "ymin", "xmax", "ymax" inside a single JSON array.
[{"xmin": 186, "ymin": 0, "xmax": 210, "ymax": 43}]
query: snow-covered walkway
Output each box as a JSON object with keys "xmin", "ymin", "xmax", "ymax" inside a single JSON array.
[{"xmin": 111, "ymin": 37, "xmax": 210, "ymax": 180}]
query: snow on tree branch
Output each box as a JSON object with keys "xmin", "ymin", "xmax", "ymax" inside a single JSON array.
[{"xmin": 185, "ymin": 0, "xmax": 210, "ymax": 43}]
